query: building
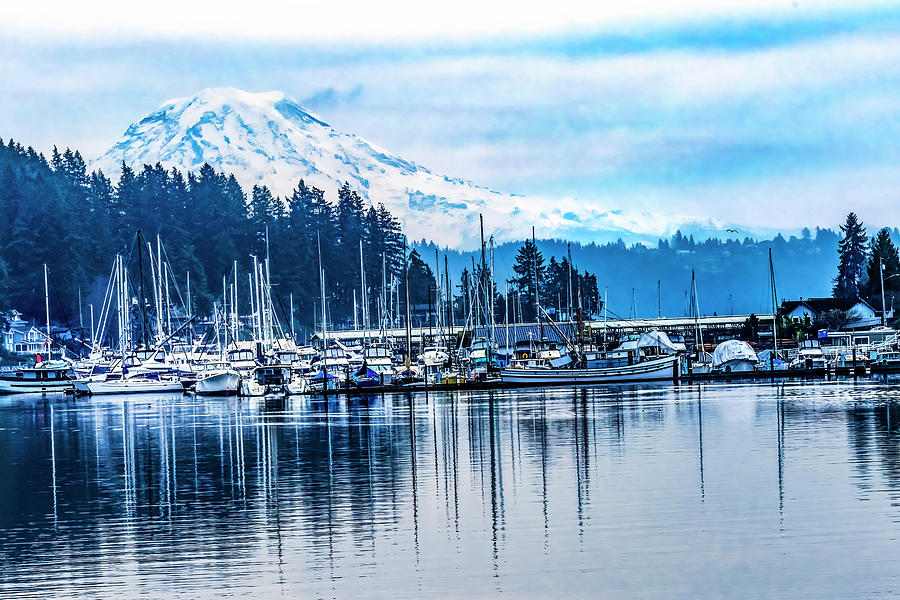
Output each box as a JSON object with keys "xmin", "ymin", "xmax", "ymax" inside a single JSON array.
[
  {"xmin": 780, "ymin": 297, "xmax": 884, "ymax": 329},
  {"xmin": 2, "ymin": 311, "xmax": 50, "ymax": 355}
]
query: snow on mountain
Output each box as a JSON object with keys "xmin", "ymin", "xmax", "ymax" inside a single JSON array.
[
  {"xmin": 95, "ymin": 87, "xmax": 564, "ymax": 248},
  {"xmin": 95, "ymin": 87, "xmax": 780, "ymax": 248}
]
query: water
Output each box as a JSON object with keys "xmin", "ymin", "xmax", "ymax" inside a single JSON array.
[{"xmin": 2, "ymin": 380, "xmax": 900, "ymax": 598}]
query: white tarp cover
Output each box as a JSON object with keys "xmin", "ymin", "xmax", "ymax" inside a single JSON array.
[
  {"xmin": 637, "ymin": 331, "xmax": 680, "ymax": 354},
  {"xmin": 712, "ymin": 340, "xmax": 758, "ymax": 367}
]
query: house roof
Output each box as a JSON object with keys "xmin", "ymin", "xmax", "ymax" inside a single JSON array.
[{"xmin": 780, "ymin": 297, "xmax": 875, "ymax": 315}]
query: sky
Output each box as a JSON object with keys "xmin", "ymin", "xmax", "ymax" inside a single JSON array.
[{"xmin": 3, "ymin": 0, "xmax": 900, "ymax": 238}]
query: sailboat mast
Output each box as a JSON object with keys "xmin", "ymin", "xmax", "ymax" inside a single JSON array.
[
  {"xmin": 164, "ymin": 262, "xmax": 171, "ymax": 339},
  {"xmin": 43, "ymin": 263, "xmax": 51, "ymax": 358},
  {"xmin": 317, "ymin": 232, "xmax": 328, "ymax": 379},
  {"xmin": 156, "ymin": 234, "xmax": 163, "ymax": 344},
  {"xmin": 405, "ymin": 238, "xmax": 412, "ymax": 361},
  {"xmin": 567, "ymin": 242, "xmax": 573, "ymax": 322},
  {"xmin": 692, "ymin": 271, "xmax": 705, "ymax": 357},
  {"xmin": 770, "ymin": 248, "xmax": 778, "ymax": 366},
  {"xmin": 360, "ymin": 240, "xmax": 367, "ymax": 346}
]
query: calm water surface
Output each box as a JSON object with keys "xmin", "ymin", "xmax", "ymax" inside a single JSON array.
[{"xmin": 2, "ymin": 380, "xmax": 900, "ymax": 598}]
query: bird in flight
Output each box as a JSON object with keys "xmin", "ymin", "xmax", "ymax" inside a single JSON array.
[{"xmin": 726, "ymin": 228, "xmax": 739, "ymax": 234}]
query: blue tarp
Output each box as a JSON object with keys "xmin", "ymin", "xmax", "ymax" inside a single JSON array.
[{"xmin": 309, "ymin": 371, "xmax": 336, "ymax": 380}]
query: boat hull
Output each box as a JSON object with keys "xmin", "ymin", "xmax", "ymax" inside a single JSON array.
[
  {"xmin": 85, "ymin": 379, "xmax": 185, "ymax": 395},
  {"xmin": 500, "ymin": 355, "xmax": 680, "ymax": 386},
  {"xmin": 0, "ymin": 378, "xmax": 73, "ymax": 394},
  {"xmin": 196, "ymin": 372, "xmax": 240, "ymax": 396}
]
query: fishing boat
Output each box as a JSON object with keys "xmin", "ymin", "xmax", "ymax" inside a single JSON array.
[
  {"xmin": 0, "ymin": 361, "xmax": 73, "ymax": 394},
  {"xmin": 500, "ymin": 353, "xmax": 680, "ymax": 385}
]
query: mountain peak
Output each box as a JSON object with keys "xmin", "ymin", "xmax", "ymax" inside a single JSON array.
[{"xmin": 95, "ymin": 87, "xmax": 538, "ymax": 247}]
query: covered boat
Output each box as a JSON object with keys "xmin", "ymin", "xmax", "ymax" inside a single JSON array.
[
  {"xmin": 351, "ymin": 365, "xmax": 381, "ymax": 388},
  {"xmin": 712, "ymin": 340, "xmax": 758, "ymax": 372},
  {"xmin": 308, "ymin": 370, "xmax": 338, "ymax": 392}
]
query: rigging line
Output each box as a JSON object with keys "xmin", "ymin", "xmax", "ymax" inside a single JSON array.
[
  {"xmin": 158, "ymin": 239, "xmax": 188, "ymax": 311},
  {"xmin": 45, "ymin": 268, "xmax": 76, "ymax": 347},
  {"xmin": 123, "ymin": 258, "xmax": 152, "ymax": 345},
  {"xmin": 271, "ymin": 287, "xmax": 294, "ymax": 340}
]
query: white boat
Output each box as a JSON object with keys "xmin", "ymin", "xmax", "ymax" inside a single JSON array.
[
  {"xmin": 241, "ymin": 365, "xmax": 293, "ymax": 396},
  {"xmin": 314, "ymin": 347, "xmax": 351, "ymax": 382},
  {"xmin": 195, "ymin": 362, "xmax": 241, "ymax": 396},
  {"xmin": 712, "ymin": 340, "xmax": 758, "ymax": 373},
  {"xmin": 788, "ymin": 340, "xmax": 827, "ymax": 370},
  {"xmin": 82, "ymin": 372, "xmax": 184, "ymax": 395},
  {"xmin": 0, "ymin": 361, "xmax": 73, "ymax": 394},
  {"xmin": 362, "ymin": 343, "xmax": 394, "ymax": 385},
  {"xmin": 419, "ymin": 345, "xmax": 450, "ymax": 367},
  {"xmin": 500, "ymin": 354, "xmax": 680, "ymax": 385},
  {"xmin": 874, "ymin": 350, "xmax": 900, "ymax": 367}
]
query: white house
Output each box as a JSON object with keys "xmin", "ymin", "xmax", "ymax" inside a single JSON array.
[
  {"xmin": 780, "ymin": 297, "xmax": 882, "ymax": 329},
  {"xmin": 2, "ymin": 311, "xmax": 50, "ymax": 355}
]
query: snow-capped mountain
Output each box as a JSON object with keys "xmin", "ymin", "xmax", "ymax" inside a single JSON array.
[
  {"xmin": 95, "ymin": 87, "xmax": 557, "ymax": 248},
  {"xmin": 96, "ymin": 87, "xmax": 777, "ymax": 248}
]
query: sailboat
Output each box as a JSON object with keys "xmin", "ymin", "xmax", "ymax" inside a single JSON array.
[
  {"xmin": 0, "ymin": 265, "xmax": 74, "ymax": 394},
  {"xmin": 75, "ymin": 255, "xmax": 185, "ymax": 395}
]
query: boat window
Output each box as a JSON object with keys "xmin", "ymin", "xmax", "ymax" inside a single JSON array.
[{"xmin": 855, "ymin": 337, "xmax": 870, "ymax": 346}]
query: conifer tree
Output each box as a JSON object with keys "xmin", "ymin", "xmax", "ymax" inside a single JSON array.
[
  {"xmin": 511, "ymin": 239, "xmax": 545, "ymax": 321},
  {"xmin": 833, "ymin": 212, "xmax": 868, "ymax": 298},
  {"xmin": 865, "ymin": 227, "xmax": 900, "ymax": 299}
]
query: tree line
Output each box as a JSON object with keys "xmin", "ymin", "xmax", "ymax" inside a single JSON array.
[
  {"xmin": 0, "ymin": 137, "xmax": 595, "ymax": 336},
  {"xmin": 0, "ymin": 138, "xmax": 431, "ymax": 333}
]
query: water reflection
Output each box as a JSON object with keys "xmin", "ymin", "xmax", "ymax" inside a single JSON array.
[{"xmin": 3, "ymin": 380, "xmax": 900, "ymax": 597}]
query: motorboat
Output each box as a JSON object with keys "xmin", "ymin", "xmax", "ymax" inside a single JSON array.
[
  {"xmin": 419, "ymin": 345, "xmax": 450, "ymax": 367},
  {"xmin": 789, "ymin": 340, "xmax": 827, "ymax": 370},
  {"xmin": 195, "ymin": 362, "xmax": 241, "ymax": 396},
  {"xmin": 0, "ymin": 361, "xmax": 73, "ymax": 394},
  {"xmin": 241, "ymin": 365, "xmax": 293, "ymax": 396},
  {"xmin": 362, "ymin": 343, "xmax": 394, "ymax": 385}
]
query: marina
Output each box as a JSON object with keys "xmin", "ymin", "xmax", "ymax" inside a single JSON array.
[{"xmin": 3, "ymin": 379, "xmax": 900, "ymax": 598}]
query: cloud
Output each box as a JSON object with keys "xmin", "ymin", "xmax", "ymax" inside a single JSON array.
[
  {"xmin": 7, "ymin": 0, "xmax": 888, "ymax": 42},
  {"xmin": 1, "ymin": 3, "xmax": 899, "ymax": 237}
]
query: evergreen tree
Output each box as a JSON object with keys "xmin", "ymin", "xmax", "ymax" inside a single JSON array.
[
  {"xmin": 865, "ymin": 227, "xmax": 900, "ymax": 305},
  {"xmin": 403, "ymin": 249, "xmax": 436, "ymax": 324},
  {"xmin": 833, "ymin": 212, "xmax": 868, "ymax": 298},
  {"xmin": 511, "ymin": 239, "xmax": 545, "ymax": 321}
]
